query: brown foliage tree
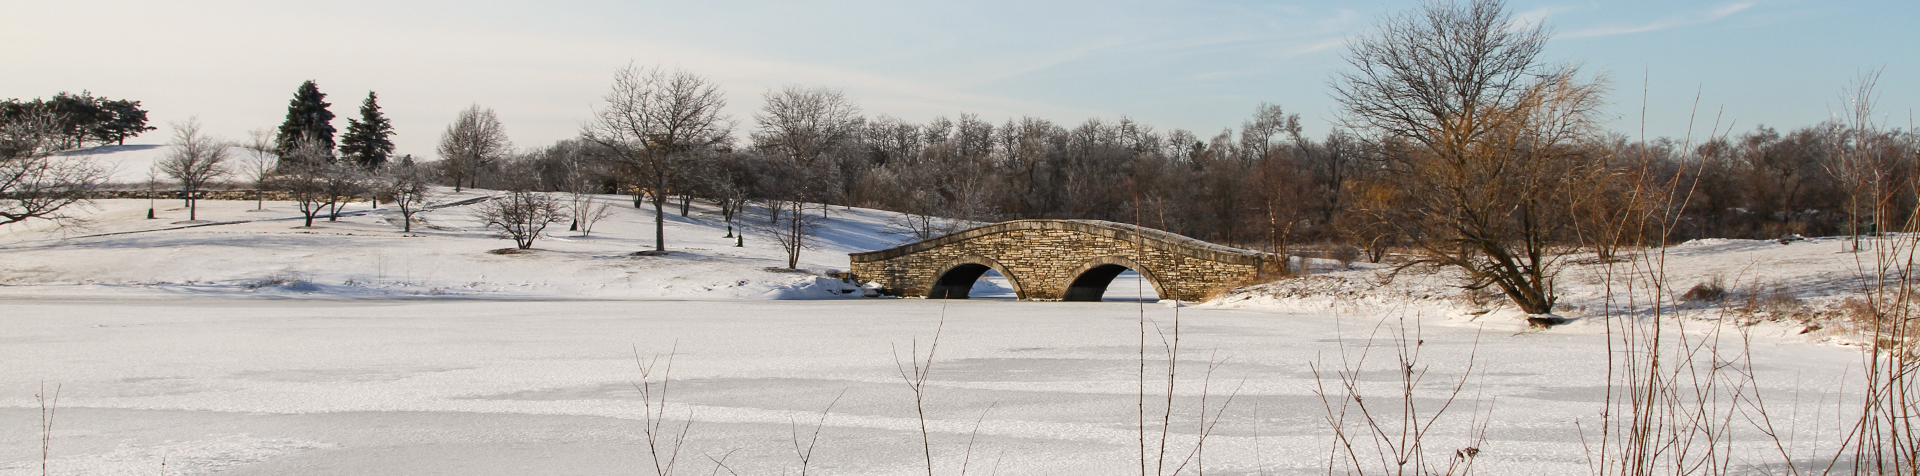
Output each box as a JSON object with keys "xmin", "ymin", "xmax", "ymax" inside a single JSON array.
[{"xmin": 1334, "ymin": 0, "xmax": 1607, "ymax": 315}]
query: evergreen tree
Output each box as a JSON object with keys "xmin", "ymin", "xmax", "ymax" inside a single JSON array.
[
  {"xmin": 0, "ymin": 92, "xmax": 153, "ymax": 148},
  {"xmin": 274, "ymin": 80, "xmax": 336, "ymax": 162},
  {"xmin": 45, "ymin": 91, "xmax": 108, "ymax": 147},
  {"xmin": 98, "ymin": 99, "xmax": 155, "ymax": 145},
  {"xmin": 339, "ymin": 91, "xmax": 395, "ymax": 170}
]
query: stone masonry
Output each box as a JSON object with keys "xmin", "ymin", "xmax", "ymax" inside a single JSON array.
[{"xmin": 848, "ymin": 219, "xmax": 1285, "ymax": 302}]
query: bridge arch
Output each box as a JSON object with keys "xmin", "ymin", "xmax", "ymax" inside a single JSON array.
[
  {"xmin": 1061, "ymin": 255, "xmax": 1166, "ymax": 302},
  {"xmin": 927, "ymin": 254, "xmax": 1027, "ymax": 299},
  {"xmin": 849, "ymin": 220, "xmax": 1283, "ymax": 302}
]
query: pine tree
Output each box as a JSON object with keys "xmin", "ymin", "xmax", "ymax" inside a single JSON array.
[
  {"xmin": 274, "ymin": 80, "xmax": 335, "ymax": 162},
  {"xmin": 44, "ymin": 91, "xmax": 111, "ymax": 149},
  {"xmin": 339, "ymin": 91, "xmax": 395, "ymax": 170},
  {"xmin": 97, "ymin": 99, "xmax": 155, "ymax": 145}
]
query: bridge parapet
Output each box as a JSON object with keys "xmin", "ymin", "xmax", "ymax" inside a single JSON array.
[{"xmin": 848, "ymin": 220, "xmax": 1284, "ymax": 302}]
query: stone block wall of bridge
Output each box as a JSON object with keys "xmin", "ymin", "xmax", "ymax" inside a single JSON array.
[{"xmin": 848, "ymin": 220, "xmax": 1284, "ymax": 302}]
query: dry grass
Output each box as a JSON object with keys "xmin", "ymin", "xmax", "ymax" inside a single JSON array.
[{"xmin": 1313, "ymin": 316, "xmax": 1490, "ymax": 476}]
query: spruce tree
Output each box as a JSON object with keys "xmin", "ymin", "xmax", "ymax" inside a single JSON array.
[
  {"xmin": 274, "ymin": 80, "xmax": 335, "ymax": 162},
  {"xmin": 98, "ymin": 99, "xmax": 155, "ymax": 145},
  {"xmin": 339, "ymin": 91, "xmax": 395, "ymax": 170}
]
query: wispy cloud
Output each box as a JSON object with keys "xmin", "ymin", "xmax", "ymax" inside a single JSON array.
[
  {"xmin": 1514, "ymin": 5, "xmax": 1586, "ymax": 29},
  {"xmin": 1561, "ymin": 2, "xmax": 1755, "ymax": 39}
]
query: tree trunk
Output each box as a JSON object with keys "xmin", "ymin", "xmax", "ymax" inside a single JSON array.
[
  {"xmin": 787, "ymin": 201, "xmax": 804, "ymax": 269},
  {"xmin": 653, "ymin": 171, "xmax": 667, "ymax": 251}
]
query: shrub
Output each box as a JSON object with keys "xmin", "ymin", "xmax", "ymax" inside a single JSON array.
[{"xmin": 1681, "ymin": 277, "xmax": 1728, "ymax": 303}]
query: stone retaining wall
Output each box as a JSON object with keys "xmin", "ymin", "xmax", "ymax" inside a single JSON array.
[{"xmin": 90, "ymin": 190, "xmax": 326, "ymax": 201}]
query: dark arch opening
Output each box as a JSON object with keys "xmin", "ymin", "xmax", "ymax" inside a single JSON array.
[
  {"xmin": 1064, "ymin": 264, "xmax": 1160, "ymax": 302},
  {"xmin": 928, "ymin": 263, "xmax": 993, "ymax": 299}
]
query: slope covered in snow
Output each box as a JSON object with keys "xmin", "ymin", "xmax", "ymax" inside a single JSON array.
[
  {"xmin": 0, "ymin": 145, "xmax": 1895, "ymax": 475},
  {"xmin": 0, "ymin": 193, "xmax": 907, "ymax": 300}
]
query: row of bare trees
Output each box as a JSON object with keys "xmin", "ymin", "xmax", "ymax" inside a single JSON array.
[{"xmin": 437, "ymin": 59, "xmax": 1912, "ymax": 285}]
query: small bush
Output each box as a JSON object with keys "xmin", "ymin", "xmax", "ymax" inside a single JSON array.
[
  {"xmin": 244, "ymin": 270, "xmax": 308, "ymax": 290},
  {"xmin": 1836, "ymin": 297, "xmax": 1920, "ymax": 350},
  {"xmin": 1755, "ymin": 286, "xmax": 1802, "ymax": 311},
  {"xmin": 472, "ymin": 191, "xmax": 566, "ymax": 250},
  {"xmin": 1737, "ymin": 283, "xmax": 1806, "ymax": 321},
  {"xmin": 1681, "ymin": 277, "xmax": 1727, "ymax": 303},
  {"xmin": 1331, "ymin": 245, "xmax": 1362, "ymax": 269}
]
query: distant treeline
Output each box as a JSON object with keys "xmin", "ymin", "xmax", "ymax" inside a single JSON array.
[
  {"xmin": 0, "ymin": 91, "xmax": 154, "ymax": 150},
  {"xmin": 458, "ymin": 106, "xmax": 1915, "ymax": 255}
]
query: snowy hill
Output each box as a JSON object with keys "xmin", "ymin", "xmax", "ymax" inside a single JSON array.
[
  {"xmin": 0, "ymin": 188, "xmax": 921, "ymax": 300},
  {"xmin": 4, "ymin": 145, "xmax": 1891, "ymax": 321},
  {"xmin": 1, "ymin": 144, "xmax": 1899, "ymax": 476},
  {"xmin": 57, "ymin": 143, "xmax": 265, "ymax": 187}
]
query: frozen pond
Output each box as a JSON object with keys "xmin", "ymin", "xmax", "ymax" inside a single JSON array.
[
  {"xmin": 0, "ymin": 297, "xmax": 1859, "ymax": 475},
  {"xmin": 965, "ymin": 269, "xmax": 1160, "ymax": 301}
]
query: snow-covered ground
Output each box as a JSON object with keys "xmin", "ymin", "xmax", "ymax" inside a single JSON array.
[
  {"xmin": 59, "ymin": 144, "xmax": 250, "ymax": 188},
  {"xmin": 0, "ymin": 146, "xmax": 1891, "ymax": 475}
]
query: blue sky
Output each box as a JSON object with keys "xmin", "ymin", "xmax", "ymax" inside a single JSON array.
[{"xmin": 4, "ymin": 0, "xmax": 1914, "ymax": 156}]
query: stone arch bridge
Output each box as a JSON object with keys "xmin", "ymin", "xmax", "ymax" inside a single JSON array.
[{"xmin": 848, "ymin": 220, "xmax": 1285, "ymax": 302}]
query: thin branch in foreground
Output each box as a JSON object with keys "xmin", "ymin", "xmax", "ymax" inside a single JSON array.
[
  {"xmin": 960, "ymin": 401, "xmax": 998, "ymax": 476},
  {"xmin": 38, "ymin": 381, "xmax": 59, "ymax": 476},
  {"xmin": 791, "ymin": 388, "xmax": 848, "ymax": 476},
  {"xmin": 703, "ymin": 448, "xmax": 740, "ymax": 476},
  {"xmin": 633, "ymin": 342, "xmax": 692, "ymax": 476},
  {"xmin": 894, "ymin": 308, "xmax": 946, "ymax": 476},
  {"xmin": 1313, "ymin": 316, "xmax": 1489, "ymax": 476}
]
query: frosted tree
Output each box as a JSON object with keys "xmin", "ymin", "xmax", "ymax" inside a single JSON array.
[
  {"xmin": 239, "ymin": 129, "xmax": 279, "ymax": 210},
  {"xmin": 0, "ymin": 109, "xmax": 105, "ymax": 226},
  {"xmin": 582, "ymin": 64, "xmax": 731, "ymax": 252},
  {"xmin": 269, "ymin": 138, "xmax": 344, "ymax": 227},
  {"xmin": 158, "ymin": 118, "xmax": 230, "ymax": 221},
  {"xmin": 374, "ymin": 155, "xmax": 437, "ymax": 233},
  {"xmin": 749, "ymin": 86, "xmax": 860, "ymax": 268},
  {"xmin": 436, "ymin": 104, "xmax": 510, "ymax": 192},
  {"xmin": 473, "ymin": 190, "xmax": 566, "ymax": 249}
]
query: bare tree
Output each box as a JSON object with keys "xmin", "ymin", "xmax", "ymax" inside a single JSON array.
[
  {"xmin": 756, "ymin": 197, "xmax": 824, "ymax": 269},
  {"xmin": 551, "ymin": 155, "xmax": 615, "ymax": 236},
  {"xmin": 566, "ymin": 191, "xmax": 614, "ymax": 237},
  {"xmin": 437, "ymin": 104, "xmax": 511, "ymax": 192},
  {"xmin": 268, "ymin": 138, "xmax": 343, "ymax": 227},
  {"xmin": 374, "ymin": 155, "xmax": 438, "ymax": 233},
  {"xmin": 239, "ymin": 129, "xmax": 279, "ymax": 210},
  {"xmin": 322, "ymin": 162, "xmax": 367, "ymax": 222},
  {"xmin": 746, "ymin": 152, "xmax": 832, "ymax": 269},
  {"xmin": 473, "ymin": 190, "xmax": 566, "ymax": 249},
  {"xmin": 755, "ymin": 86, "xmax": 861, "ymax": 168},
  {"xmin": 583, "ymin": 64, "xmax": 731, "ymax": 252},
  {"xmin": 0, "ymin": 109, "xmax": 105, "ymax": 226},
  {"xmin": 1334, "ymin": 0, "xmax": 1606, "ymax": 315},
  {"xmin": 158, "ymin": 118, "xmax": 231, "ymax": 221},
  {"xmin": 687, "ymin": 150, "xmax": 756, "ymax": 241},
  {"xmin": 751, "ymin": 86, "xmax": 861, "ymax": 267}
]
